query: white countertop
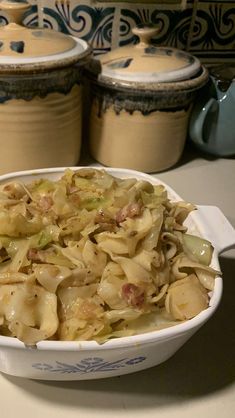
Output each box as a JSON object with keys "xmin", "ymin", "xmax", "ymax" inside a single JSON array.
[{"xmin": 1, "ymin": 147, "xmax": 235, "ymax": 418}]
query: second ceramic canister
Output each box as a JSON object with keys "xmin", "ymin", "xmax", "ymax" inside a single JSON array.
[
  {"xmin": 87, "ymin": 26, "xmax": 208, "ymax": 173},
  {"xmin": 0, "ymin": 0, "xmax": 91, "ymax": 174}
]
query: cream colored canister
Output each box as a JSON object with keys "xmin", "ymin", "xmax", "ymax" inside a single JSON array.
[
  {"xmin": 90, "ymin": 103, "xmax": 191, "ymax": 172},
  {"xmin": 0, "ymin": 1, "xmax": 91, "ymax": 174},
  {"xmin": 88, "ymin": 26, "xmax": 208, "ymax": 173},
  {"xmin": 0, "ymin": 85, "xmax": 82, "ymax": 173}
]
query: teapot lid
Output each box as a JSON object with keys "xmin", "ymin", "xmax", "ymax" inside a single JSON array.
[
  {"xmin": 210, "ymin": 64, "xmax": 235, "ymax": 91},
  {"xmin": 94, "ymin": 25, "xmax": 201, "ymax": 87},
  {"xmin": 0, "ymin": 0, "xmax": 91, "ymax": 72}
]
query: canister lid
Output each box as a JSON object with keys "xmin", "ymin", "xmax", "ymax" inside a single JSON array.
[
  {"xmin": 94, "ymin": 25, "xmax": 202, "ymax": 87},
  {"xmin": 0, "ymin": 0, "xmax": 91, "ymax": 72}
]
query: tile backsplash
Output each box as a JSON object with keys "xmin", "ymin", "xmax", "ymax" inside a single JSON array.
[
  {"xmin": 1, "ymin": 0, "xmax": 234, "ymax": 63},
  {"xmin": 189, "ymin": 0, "xmax": 235, "ymax": 62}
]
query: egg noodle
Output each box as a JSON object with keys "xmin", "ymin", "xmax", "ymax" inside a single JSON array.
[{"xmin": 0, "ymin": 169, "xmax": 219, "ymax": 345}]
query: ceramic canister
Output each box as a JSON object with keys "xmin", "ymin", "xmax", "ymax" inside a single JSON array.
[
  {"xmin": 87, "ymin": 26, "xmax": 208, "ymax": 173},
  {"xmin": 0, "ymin": 0, "xmax": 91, "ymax": 174}
]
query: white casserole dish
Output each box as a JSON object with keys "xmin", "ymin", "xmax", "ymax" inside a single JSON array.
[{"xmin": 0, "ymin": 167, "xmax": 234, "ymax": 381}]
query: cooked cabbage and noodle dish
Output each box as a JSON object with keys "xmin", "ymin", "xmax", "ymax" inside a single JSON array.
[{"xmin": 0, "ymin": 169, "xmax": 219, "ymax": 345}]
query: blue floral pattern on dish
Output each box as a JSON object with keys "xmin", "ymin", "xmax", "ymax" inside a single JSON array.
[{"xmin": 32, "ymin": 356, "xmax": 146, "ymax": 374}]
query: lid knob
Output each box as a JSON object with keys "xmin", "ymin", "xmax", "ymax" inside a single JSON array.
[
  {"xmin": 0, "ymin": 0, "xmax": 31, "ymax": 25},
  {"xmin": 132, "ymin": 25, "xmax": 160, "ymax": 47}
]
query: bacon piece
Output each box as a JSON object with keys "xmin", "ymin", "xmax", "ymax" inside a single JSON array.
[
  {"xmin": 69, "ymin": 193, "xmax": 80, "ymax": 205},
  {"xmin": 121, "ymin": 283, "xmax": 145, "ymax": 308},
  {"xmin": 27, "ymin": 248, "xmax": 45, "ymax": 263},
  {"xmin": 38, "ymin": 196, "xmax": 53, "ymax": 212},
  {"xmin": 116, "ymin": 202, "xmax": 142, "ymax": 224},
  {"xmin": 67, "ymin": 185, "xmax": 79, "ymax": 194}
]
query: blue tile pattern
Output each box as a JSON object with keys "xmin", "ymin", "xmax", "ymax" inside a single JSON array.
[
  {"xmin": 32, "ymin": 356, "xmax": 146, "ymax": 374},
  {"xmin": 23, "ymin": 4, "xmax": 39, "ymax": 27},
  {"xmin": 119, "ymin": 7, "xmax": 193, "ymax": 50},
  {"xmin": 0, "ymin": 14, "xmax": 7, "ymax": 26},
  {"xmin": 0, "ymin": 4, "xmax": 38, "ymax": 27},
  {"xmin": 0, "ymin": 1, "xmax": 234, "ymax": 62},
  {"xmin": 42, "ymin": 2, "xmax": 115, "ymax": 55},
  {"xmin": 189, "ymin": 1, "xmax": 235, "ymax": 60}
]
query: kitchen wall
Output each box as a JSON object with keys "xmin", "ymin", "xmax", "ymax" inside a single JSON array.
[{"xmin": 0, "ymin": 0, "xmax": 234, "ymax": 63}]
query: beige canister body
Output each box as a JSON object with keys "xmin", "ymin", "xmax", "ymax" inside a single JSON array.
[
  {"xmin": 89, "ymin": 100, "xmax": 191, "ymax": 173},
  {"xmin": 87, "ymin": 24, "xmax": 208, "ymax": 173},
  {"xmin": 0, "ymin": 1, "xmax": 92, "ymax": 175},
  {"xmin": 0, "ymin": 84, "xmax": 82, "ymax": 174}
]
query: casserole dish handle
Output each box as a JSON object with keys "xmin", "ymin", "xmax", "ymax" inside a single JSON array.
[{"xmin": 197, "ymin": 205, "xmax": 235, "ymax": 254}]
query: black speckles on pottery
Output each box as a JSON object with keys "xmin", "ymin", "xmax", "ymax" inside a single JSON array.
[
  {"xmin": 0, "ymin": 65, "xmax": 84, "ymax": 104},
  {"xmin": 91, "ymin": 81, "xmax": 194, "ymax": 117}
]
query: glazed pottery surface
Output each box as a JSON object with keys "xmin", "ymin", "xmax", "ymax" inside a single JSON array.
[
  {"xmin": 0, "ymin": 1, "xmax": 91, "ymax": 173},
  {"xmin": 189, "ymin": 64, "xmax": 235, "ymax": 157},
  {"xmin": 0, "ymin": 85, "xmax": 82, "ymax": 174},
  {"xmin": 89, "ymin": 102, "xmax": 191, "ymax": 173},
  {"xmin": 88, "ymin": 26, "xmax": 208, "ymax": 173}
]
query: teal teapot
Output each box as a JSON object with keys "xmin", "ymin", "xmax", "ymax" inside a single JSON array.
[{"xmin": 189, "ymin": 65, "xmax": 235, "ymax": 156}]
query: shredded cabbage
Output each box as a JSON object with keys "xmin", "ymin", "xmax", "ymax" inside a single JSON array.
[{"xmin": 0, "ymin": 168, "xmax": 219, "ymax": 345}]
